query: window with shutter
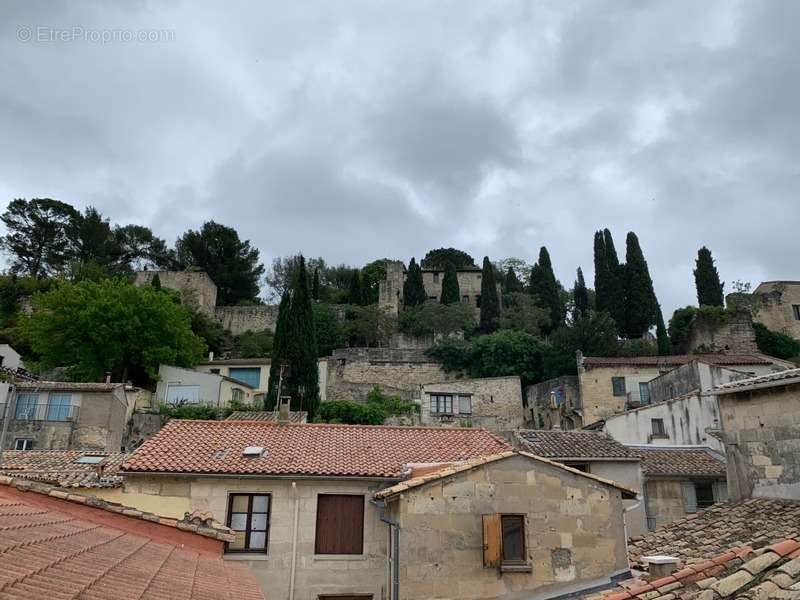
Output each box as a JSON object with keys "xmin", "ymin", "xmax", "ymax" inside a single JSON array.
[
  {"xmin": 681, "ymin": 482, "xmax": 697, "ymax": 513},
  {"xmin": 482, "ymin": 514, "xmax": 502, "ymax": 567},
  {"xmin": 315, "ymin": 494, "xmax": 364, "ymax": 555},
  {"xmin": 483, "ymin": 513, "xmax": 527, "ymax": 568}
]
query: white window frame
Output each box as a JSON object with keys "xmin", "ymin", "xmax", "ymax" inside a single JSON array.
[
  {"xmin": 166, "ymin": 383, "xmax": 201, "ymax": 405},
  {"xmin": 14, "ymin": 438, "xmax": 34, "ymax": 450},
  {"xmin": 458, "ymin": 394, "xmax": 472, "ymax": 415},
  {"xmin": 430, "ymin": 394, "xmax": 454, "ymax": 415}
]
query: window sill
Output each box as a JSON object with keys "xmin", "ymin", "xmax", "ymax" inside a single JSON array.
[
  {"xmin": 313, "ymin": 554, "xmax": 367, "ymax": 561},
  {"xmin": 500, "ymin": 563, "xmax": 532, "ymax": 573},
  {"xmin": 224, "ymin": 553, "xmax": 270, "ymax": 561}
]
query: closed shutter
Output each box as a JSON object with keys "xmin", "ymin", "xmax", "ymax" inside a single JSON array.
[
  {"xmin": 482, "ymin": 514, "xmax": 502, "ymax": 567},
  {"xmin": 714, "ymin": 481, "xmax": 728, "ymax": 503},
  {"xmin": 315, "ymin": 495, "xmax": 364, "ymax": 555},
  {"xmin": 681, "ymin": 482, "xmax": 697, "ymax": 513}
]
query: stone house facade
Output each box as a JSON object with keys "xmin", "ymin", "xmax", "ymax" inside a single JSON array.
[
  {"xmin": 0, "ymin": 381, "xmax": 132, "ymax": 452},
  {"xmin": 526, "ymin": 376, "xmax": 581, "ymax": 430},
  {"xmin": 748, "ymin": 281, "xmax": 800, "ymax": 340},
  {"xmin": 120, "ymin": 420, "xmax": 636, "ymax": 600},
  {"xmin": 711, "ymin": 368, "xmax": 800, "ymax": 501}
]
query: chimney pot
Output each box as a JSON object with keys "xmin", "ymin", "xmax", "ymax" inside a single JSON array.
[{"xmin": 642, "ymin": 555, "xmax": 680, "ymax": 578}]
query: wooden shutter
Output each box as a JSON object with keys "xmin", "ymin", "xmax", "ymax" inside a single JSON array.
[
  {"xmin": 315, "ymin": 494, "xmax": 364, "ymax": 554},
  {"xmin": 681, "ymin": 482, "xmax": 697, "ymax": 513},
  {"xmin": 482, "ymin": 514, "xmax": 502, "ymax": 567}
]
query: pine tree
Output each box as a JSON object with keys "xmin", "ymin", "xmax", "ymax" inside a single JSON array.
[
  {"xmin": 656, "ymin": 303, "xmax": 671, "ymax": 355},
  {"xmin": 503, "ymin": 267, "xmax": 523, "ymax": 294},
  {"xmin": 311, "ymin": 268, "xmax": 320, "ymax": 301},
  {"xmin": 150, "ymin": 273, "xmax": 162, "ymax": 292},
  {"xmin": 479, "ymin": 256, "xmax": 500, "ymax": 334},
  {"xmin": 573, "ymin": 267, "xmax": 589, "ymax": 320},
  {"xmin": 440, "ymin": 262, "xmax": 460, "ymax": 305},
  {"xmin": 266, "ymin": 256, "xmax": 320, "ymax": 416},
  {"xmin": 529, "ymin": 246, "xmax": 564, "ymax": 333},
  {"xmin": 402, "ymin": 258, "xmax": 427, "ymax": 307},
  {"xmin": 348, "ymin": 269, "xmax": 363, "ymax": 305},
  {"xmin": 622, "ymin": 232, "xmax": 658, "ymax": 338},
  {"xmin": 694, "ymin": 246, "xmax": 724, "ymax": 307}
]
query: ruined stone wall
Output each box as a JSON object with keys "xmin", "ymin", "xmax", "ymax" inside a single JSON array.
[
  {"xmin": 526, "ymin": 376, "xmax": 581, "ymax": 429},
  {"xmin": 748, "ymin": 282, "xmax": 800, "ymax": 340},
  {"xmin": 420, "ymin": 376, "xmax": 525, "ymax": 432},
  {"xmin": 687, "ymin": 311, "xmax": 759, "ymax": 355},
  {"xmin": 134, "ymin": 271, "xmax": 218, "ymax": 316},
  {"xmin": 214, "ymin": 305, "xmax": 280, "ymax": 335},
  {"xmin": 719, "ymin": 385, "xmax": 800, "ymax": 500},
  {"xmin": 390, "ymin": 454, "xmax": 629, "ymax": 600},
  {"xmin": 378, "ymin": 260, "xmax": 405, "ymax": 315}
]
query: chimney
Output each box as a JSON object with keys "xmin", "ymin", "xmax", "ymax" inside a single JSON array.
[
  {"xmin": 209, "ymin": 351, "xmax": 214, "ymax": 362},
  {"xmin": 642, "ymin": 556, "xmax": 680, "ymax": 579},
  {"xmin": 105, "ymin": 372, "xmax": 112, "ymax": 384},
  {"xmin": 278, "ymin": 396, "xmax": 291, "ymax": 425}
]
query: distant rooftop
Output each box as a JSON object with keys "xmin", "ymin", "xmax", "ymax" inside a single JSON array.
[
  {"xmin": 196, "ymin": 357, "xmax": 271, "ymax": 366},
  {"xmin": 711, "ymin": 367, "xmax": 800, "ymax": 395},
  {"xmin": 581, "ymin": 354, "xmax": 773, "ymax": 368},
  {"xmin": 0, "ymin": 450, "xmax": 125, "ymax": 488},
  {"xmin": 516, "ymin": 430, "xmax": 639, "ymax": 460},
  {"xmin": 627, "ymin": 445, "xmax": 726, "ymax": 477}
]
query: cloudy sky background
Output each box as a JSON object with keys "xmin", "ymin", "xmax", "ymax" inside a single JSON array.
[{"xmin": 1, "ymin": 1, "xmax": 798, "ymax": 315}]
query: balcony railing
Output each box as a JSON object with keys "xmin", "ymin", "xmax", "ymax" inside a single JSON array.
[{"xmin": 0, "ymin": 403, "xmax": 80, "ymax": 422}]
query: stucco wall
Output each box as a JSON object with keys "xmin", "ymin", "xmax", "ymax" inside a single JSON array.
[
  {"xmin": 647, "ymin": 362, "xmax": 748, "ymax": 404},
  {"xmin": 0, "ymin": 344, "xmax": 23, "ymax": 370},
  {"xmin": 579, "ymin": 366, "xmax": 663, "ymax": 426},
  {"xmin": 156, "ymin": 365, "xmax": 255, "ymax": 407},
  {"xmin": 420, "ymin": 376, "xmax": 525, "ymax": 432},
  {"xmin": 643, "ymin": 479, "xmax": 686, "ymax": 529},
  {"xmin": 601, "ymin": 394, "xmax": 725, "ymax": 453},
  {"xmin": 586, "ymin": 461, "xmax": 647, "ymax": 538},
  {"xmin": 389, "ymin": 454, "xmax": 629, "ymax": 600},
  {"xmin": 719, "ymin": 385, "xmax": 800, "ymax": 500}
]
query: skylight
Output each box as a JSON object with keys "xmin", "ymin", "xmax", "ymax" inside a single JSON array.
[
  {"xmin": 242, "ymin": 446, "xmax": 265, "ymax": 458},
  {"xmin": 74, "ymin": 455, "xmax": 105, "ymax": 464}
]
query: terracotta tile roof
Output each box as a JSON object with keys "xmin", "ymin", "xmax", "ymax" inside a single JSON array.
[
  {"xmin": 516, "ymin": 430, "xmax": 639, "ymax": 460},
  {"xmin": 122, "ymin": 420, "xmax": 512, "ymax": 478},
  {"xmin": 196, "ymin": 357, "xmax": 271, "ymax": 366},
  {"xmin": 0, "ymin": 451, "xmax": 126, "ymax": 488},
  {"xmin": 627, "ymin": 498, "xmax": 800, "ymax": 569},
  {"xmin": 374, "ymin": 451, "xmax": 638, "ymax": 500},
  {"xmin": 628, "ymin": 446, "xmax": 726, "ymax": 477},
  {"xmin": 711, "ymin": 367, "xmax": 800, "ymax": 394},
  {"xmin": 0, "ymin": 477, "xmax": 263, "ymax": 599},
  {"xmin": 226, "ymin": 410, "xmax": 308, "ymax": 423},
  {"xmin": 15, "ymin": 380, "xmax": 123, "ymax": 392},
  {"xmin": 581, "ymin": 355, "xmax": 773, "ymax": 368}
]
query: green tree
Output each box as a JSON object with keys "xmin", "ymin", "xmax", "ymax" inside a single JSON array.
[
  {"xmin": 23, "ymin": 279, "xmax": 206, "ymax": 384},
  {"xmin": 403, "ymin": 258, "xmax": 427, "ymax": 308},
  {"xmin": 544, "ymin": 311, "xmax": 620, "ymax": 378},
  {"xmin": 503, "ymin": 266, "xmax": 523, "ymax": 295},
  {"xmin": 464, "ymin": 330, "xmax": 545, "ymax": 386},
  {"xmin": 361, "ymin": 258, "xmax": 390, "ymax": 304},
  {"xmin": 188, "ymin": 307, "xmax": 227, "ymax": 356},
  {"xmin": 348, "ymin": 269, "xmax": 364, "ymax": 305},
  {"xmin": 573, "ymin": 267, "xmax": 589, "ymax": 320},
  {"xmin": 399, "ymin": 303, "xmax": 475, "ymax": 336},
  {"xmin": 497, "ymin": 293, "xmax": 549, "ymax": 337},
  {"xmin": 151, "ymin": 273, "xmax": 162, "ymax": 291},
  {"xmin": 694, "ymin": 246, "xmax": 725, "ymax": 307},
  {"xmin": 479, "ymin": 256, "xmax": 500, "ymax": 334},
  {"xmin": 668, "ymin": 306, "xmax": 697, "ymax": 354},
  {"xmin": 0, "ymin": 198, "xmax": 80, "ymax": 277},
  {"xmin": 622, "ymin": 232, "xmax": 658, "ymax": 338},
  {"xmin": 656, "ymin": 304, "xmax": 671, "ymax": 355},
  {"xmin": 231, "ymin": 329, "xmax": 273, "ymax": 358},
  {"xmin": 753, "ymin": 322, "xmax": 800, "ymax": 360},
  {"xmin": 529, "ymin": 246, "xmax": 564, "ymax": 333},
  {"xmin": 175, "ymin": 221, "xmax": 264, "ymax": 305},
  {"xmin": 311, "ymin": 268, "xmax": 320, "ymax": 301},
  {"xmin": 67, "ymin": 206, "xmax": 117, "ymax": 274},
  {"xmin": 112, "ymin": 224, "xmax": 175, "ymax": 271},
  {"xmin": 345, "ymin": 304, "xmax": 396, "ymax": 347},
  {"xmin": 440, "ymin": 262, "xmax": 460, "ymax": 305},
  {"xmin": 313, "ymin": 303, "xmax": 346, "ymax": 356},
  {"xmin": 421, "ymin": 248, "xmax": 476, "ymax": 270},
  {"xmin": 594, "ymin": 229, "xmax": 625, "ymax": 334},
  {"xmin": 267, "ymin": 257, "xmax": 320, "ymax": 415}
]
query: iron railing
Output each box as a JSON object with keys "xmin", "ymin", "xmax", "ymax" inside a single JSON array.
[{"xmin": 0, "ymin": 402, "xmax": 80, "ymax": 422}]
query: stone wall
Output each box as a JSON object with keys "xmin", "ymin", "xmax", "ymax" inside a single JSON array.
[
  {"xmin": 719, "ymin": 384, "xmax": 800, "ymax": 500},
  {"xmin": 644, "ymin": 479, "xmax": 687, "ymax": 530},
  {"xmin": 526, "ymin": 376, "xmax": 581, "ymax": 430},
  {"xmin": 745, "ymin": 281, "xmax": 800, "ymax": 340},
  {"xmin": 213, "ymin": 305, "xmax": 280, "ymax": 335},
  {"xmin": 579, "ymin": 365, "xmax": 663, "ymax": 426},
  {"xmin": 687, "ymin": 310, "xmax": 759, "ymax": 355},
  {"xmin": 124, "ymin": 412, "xmax": 168, "ymax": 452},
  {"xmin": 389, "ymin": 454, "xmax": 629, "ymax": 600},
  {"xmin": 134, "ymin": 270, "xmax": 218, "ymax": 316}
]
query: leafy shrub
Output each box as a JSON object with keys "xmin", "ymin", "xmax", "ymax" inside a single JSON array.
[
  {"xmin": 754, "ymin": 323, "xmax": 800, "ymax": 360},
  {"xmin": 316, "ymin": 386, "xmax": 418, "ymax": 424},
  {"xmin": 158, "ymin": 403, "xmax": 220, "ymax": 420},
  {"xmin": 399, "ymin": 303, "xmax": 475, "ymax": 336}
]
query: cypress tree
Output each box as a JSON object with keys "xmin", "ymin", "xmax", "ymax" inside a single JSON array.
[
  {"xmin": 479, "ymin": 256, "xmax": 500, "ymax": 334},
  {"xmin": 348, "ymin": 269, "xmax": 363, "ymax": 305},
  {"xmin": 529, "ymin": 246, "xmax": 564, "ymax": 333},
  {"xmin": 622, "ymin": 232, "xmax": 658, "ymax": 338},
  {"xmin": 694, "ymin": 246, "xmax": 724, "ymax": 307},
  {"xmin": 594, "ymin": 229, "xmax": 625, "ymax": 334},
  {"xmin": 656, "ymin": 303, "xmax": 671, "ymax": 355},
  {"xmin": 266, "ymin": 256, "xmax": 320, "ymax": 416},
  {"xmin": 402, "ymin": 257, "xmax": 427, "ymax": 307},
  {"xmin": 150, "ymin": 273, "xmax": 162, "ymax": 292},
  {"xmin": 573, "ymin": 267, "xmax": 589, "ymax": 320},
  {"xmin": 503, "ymin": 267, "xmax": 523, "ymax": 294},
  {"xmin": 311, "ymin": 268, "xmax": 320, "ymax": 301},
  {"xmin": 440, "ymin": 262, "xmax": 460, "ymax": 305}
]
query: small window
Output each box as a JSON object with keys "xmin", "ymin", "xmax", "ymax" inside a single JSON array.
[
  {"xmin": 501, "ymin": 515, "xmax": 526, "ymax": 563},
  {"xmin": 46, "ymin": 393, "xmax": 72, "ymax": 421},
  {"xmin": 433, "ymin": 273, "xmax": 440, "ymax": 283},
  {"xmin": 475, "ymin": 294, "xmax": 481, "ymax": 308},
  {"xmin": 315, "ymin": 494, "xmax": 364, "ymax": 555},
  {"xmin": 430, "ymin": 394, "xmax": 454, "ymax": 414},
  {"xmin": 566, "ymin": 462, "xmax": 589, "ymax": 472},
  {"xmin": 793, "ymin": 305, "xmax": 800, "ymax": 320},
  {"xmin": 695, "ymin": 482, "xmax": 715, "ymax": 509},
  {"xmin": 639, "ymin": 382, "xmax": 651, "ymax": 405},
  {"xmin": 458, "ymin": 395, "xmax": 472, "ymax": 415},
  {"xmin": 226, "ymin": 493, "xmax": 271, "ymax": 553},
  {"xmin": 231, "ymin": 388, "xmax": 244, "ymax": 403},
  {"xmin": 651, "ymin": 418, "xmax": 666, "ymax": 437},
  {"xmin": 15, "ymin": 393, "xmax": 39, "ymax": 420},
  {"xmin": 14, "ymin": 438, "xmax": 34, "ymax": 450},
  {"xmin": 461, "ymin": 295, "xmax": 470, "ymax": 304},
  {"xmin": 166, "ymin": 384, "xmax": 200, "ymax": 405},
  {"xmin": 611, "ymin": 377, "xmax": 626, "ymax": 397},
  {"xmin": 482, "ymin": 514, "xmax": 528, "ymax": 568},
  {"xmin": 74, "ymin": 455, "xmax": 105, "ymax": 464},
  {"xmin": 209, "ymin": 368, "xmax": 220, "ymax": 374}
]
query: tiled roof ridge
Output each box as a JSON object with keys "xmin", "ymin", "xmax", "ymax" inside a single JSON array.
[
  {"xmin": 597, "ymin": 536, "xmax": 800, "ymax": 600},
  {"xmin": 0, "ymin": 475, "xmax": 235, "ymax": 543},
  {"xmin": 182, "ymin": 418, "xmax": 505, "ymax": 433},
  {"xmin": 711, "ymin": 366, "xmax": 800, "ymax": 393},
  {"xmin": 582, "ymin": 354, "xmax": 771, "ymax": 366}
]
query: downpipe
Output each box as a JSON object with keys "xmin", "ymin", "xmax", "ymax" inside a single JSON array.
[
  {"xmin": 289, "ymin": 481, "xmax": 300, "ymax": 600},
  {"xmin": 370, "ymin": 498, "xmax": 399, "ymax": 600}
]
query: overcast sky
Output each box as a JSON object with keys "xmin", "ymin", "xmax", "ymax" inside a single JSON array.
[{"xmin": 1, "ymin": 1, "xmax": 798, "ymax": 315}]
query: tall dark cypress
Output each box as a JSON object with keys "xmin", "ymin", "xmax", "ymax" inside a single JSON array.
[
  {"xmin": 623, "ymin": 232, "xmax": 658, "ymax": 338},
  {"xmin": 348, "ymin": 269, "xmax": 363, "ymax": 305},
  {"xmin": 440, "ymin": 262, "xmax": 460, "ymax": 305},
  {"xmin": 593, "ymin": 230, "xmax": 609, "ymax": 312},
  {"xmin": 529, "ymin": 246, "xmax": 564, "ymax": 333},
  {"xmin": 403, "ymin": 258, "xmax": 427, "ymax": 307},
  {"xmin": 311, "ymin": 268, "xmax": 320, "ymax": 301},
  {"xmin": 267, "ymin": 256, "xmax": 320, "ymax": 416},
  {"xmin": 573, "ymin": 267, "xmax": 589, "ymax": 320},
  {"xmin": 503, "ymin": 267, "xmax": 523, "ymax": 294},
  {"xmin": 603, "ymin": 229, "xmax": 625, "ymax": 332},
  {"xmin": 479, "ymin": 256, "xmax": 500, "ymax": 333},
  {"xmin": 694, "ymin": 246, "xmax": 724, "ymax": 307},
  {"xmin": 656, "ymin": 303, "xmax": 671, "ymax": 355}
]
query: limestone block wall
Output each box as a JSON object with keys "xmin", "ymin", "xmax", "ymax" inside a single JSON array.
[
  {"xmin": 750, "ymin": 282, "xmax": 800, "ymax": 340},
  {"xmin": 389, "ymin": 454, "xmax": 629, "ymax": 600},
  {"xmin": 134, "ymin": 271, "xmax": 218, "ymax": 316},
  {"xmin": 526, "ymin": 376, "xmax": 581, "ymax": 429},
  {"xmin": 214, "ymin": 305, "xmax": 280, "ymax": 335},
  {"xmin": 644, "ymin": 479, "xmax": 687, "ymax": 530},
  {"xmin": 579, "ymin": 366, "xmax": 662, "ymax": 426},
  {"xmin": 687, "ymin": 311, "xmax": 759, "ymax": 354},
  {"xmin": 719, "ymin": 386, "xmax": 800, "ymax": 500}
]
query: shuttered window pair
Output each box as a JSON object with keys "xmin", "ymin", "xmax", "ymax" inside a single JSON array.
[{"xmin": 482, "ymin": 514, "xmax": 526, "ymax": 568}]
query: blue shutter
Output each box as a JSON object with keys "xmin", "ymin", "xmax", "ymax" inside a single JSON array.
[{"xmin": 228, "ymin": 368, "xmax": 261, "ymax": 388}]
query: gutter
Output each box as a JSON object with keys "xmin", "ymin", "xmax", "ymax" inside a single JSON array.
[
  {"xmin": 370, "ymin": 497, "xmax": 399, "ymax": 600},
  {"xmin": 118, "ymin": 471, "xmax": 402, "ymax": 482}
]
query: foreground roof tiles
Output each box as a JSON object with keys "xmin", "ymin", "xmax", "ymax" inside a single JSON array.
[
  {"xmin": 581, "ymin": 355, "xmax": 773, "ymax": 368},
  {"xmin": 628, "ymin": 498, "xmax": 800, "ymax": 569},
  {"xmin": 517, "ymin": 430, "xmax": 639, "ymax": 460},
  {"xmin": 123, "ymin": 420, "xmax": 512, "ymax": 478},
  {"xmin": 629, "ymin": 446, "xmax": 726, "ymax": 477},
  {"xmin": 0, "ymin": 451, "xmax": 126, "ymax": 488},
  {"xmin": 712, "ymin": 367, "xmax": 800, "ymax": 394},
  {"xmin": 0, "ymin": 479, "xmax": 263, "ymax": 600}
]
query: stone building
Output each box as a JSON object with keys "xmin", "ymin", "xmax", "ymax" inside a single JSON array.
[
  {"xmin": 527, "ymin": 376, "xmax": 581, "ymax": 430},
  {"xmin": 747, "ymin": 280, "xmax": 800, "ymax": 340},
  {"xmin": 711, "ymin": 368, "xmax": 800, "ymax": 501},
  {"xmin": 0, "ymin": 381, "xmax": 132, "ymax": 452},
  {"xmin": 120, "ymin": 419, "xmax": 637, "ymax": 600},
  {"xmin": 646, "ymin": 359, "xmax": 754, "ymax": 405},
  {"xmin": 685, "ymin": 310, "xmax": 760, "ymax": 354}
]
